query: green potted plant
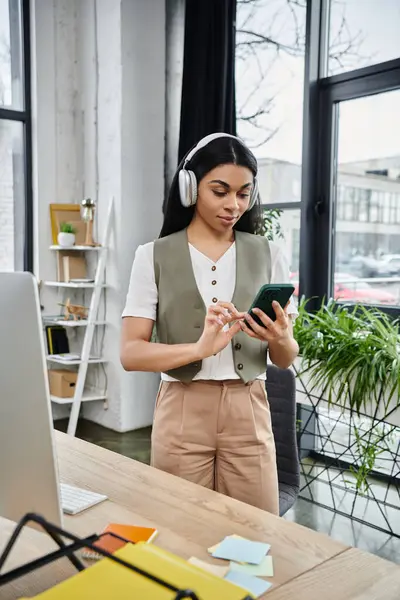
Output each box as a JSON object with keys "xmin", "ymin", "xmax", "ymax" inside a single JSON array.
[
  {"xmin": 294, "ymin": 298, "xmax": 400, "ymax": 490},
  {"xmin": 58, "ymin": 222, "xmax": 77, "ymax": 248},
  {"xmin": 294, "ymin": 299, "xmax": 400, "ymax": 415}
]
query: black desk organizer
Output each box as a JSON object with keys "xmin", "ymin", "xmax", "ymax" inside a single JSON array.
[{"xmin": 0, "ymin": 513, "xmax": 253, "ymax": 600}]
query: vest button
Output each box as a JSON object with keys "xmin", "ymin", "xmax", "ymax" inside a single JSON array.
[
  {"xmin": 211, "ymin": 265, "xmax": 216, "ymax": 271},
  {"xmin": 235, "ymin": 343, "xmax": 241, "ymax": 350},
  {"xmin": 212, "ymin": 297, "xmax": 218, "ymax": 303},
  {"xmin": 211, "ymin": 280, "xmax": 217, "ymax": 285},
  {"xmin": 237, "ymin": 363, "xmax": 243, "ymax": 370}
]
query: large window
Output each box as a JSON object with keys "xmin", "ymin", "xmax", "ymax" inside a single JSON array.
[
  {"xmin": 332, "ymin": 91, "xmax": 400, "ymax": 307},
  {"xmin": 285, "ymin": 0, "xmax": 400, "ymax": 316},
  {"xmin": 235, "ymin": 0, "xmax": 306, "ymax": 268},
  {"xmin": 0, "ymin": 0, "xmax": 31, "ymax": 271},
  {"xmin": 235, "ymin": 0, "xmax": 306, "ymax": 170},
  {"xmin": 236, "ymin": 1, "xmax": 400, "ymax": 314},
  {"xmin": 328, "ymin": 0, "xmax": 400, "ymax": 76}
]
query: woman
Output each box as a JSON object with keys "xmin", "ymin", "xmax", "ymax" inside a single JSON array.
[{"xmin": 121, "ymin": 133, "xmax": 298, "ymax": 514}]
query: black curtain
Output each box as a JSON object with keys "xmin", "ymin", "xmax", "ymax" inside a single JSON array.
[{"xmin": 178, "ymin": 0, "xmax": 237, "ymax": 163}]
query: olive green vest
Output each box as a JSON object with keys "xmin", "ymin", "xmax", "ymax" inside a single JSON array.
[{"xmin": 153, "ymin": 229, "xmax": 271, "ymax": 383}]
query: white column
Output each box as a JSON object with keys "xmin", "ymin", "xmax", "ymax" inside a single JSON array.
[
  {"xmin": 122, "ymin": 0, "xmax": 166, "ymax": 431},
  {"xmin": 82, "ymin": 0, "xmax": 166, "ymax": 431},
  {"xmin": 80, "ymin": 0, "xmax": 123, "ymax": 429}
]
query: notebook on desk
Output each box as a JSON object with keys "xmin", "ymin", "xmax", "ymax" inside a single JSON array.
[{"xmin": 20, "ymin": 541, "xmax": 254, "ymax": 599}]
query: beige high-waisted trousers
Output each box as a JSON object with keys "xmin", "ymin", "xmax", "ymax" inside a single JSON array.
[{"xmin": 151, "ymin": 379, "xmax": 279, "ymax": 515}]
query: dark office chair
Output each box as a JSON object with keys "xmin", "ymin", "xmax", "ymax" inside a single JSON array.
[{"xmin": 266, "ymin": 365, "xmax": 300, "ymax": 516}]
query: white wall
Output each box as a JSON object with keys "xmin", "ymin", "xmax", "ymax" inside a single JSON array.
[
  {"xmin": 31, "ymin": 0, "xmax": 81, "ymax": 420},
  {"xmin": 119, "ymin": 0, "xmax": 165, "ymax": 429},
  {"xmin": 31, "ymin": 0, "xmax": 165, "ymax": 430}
]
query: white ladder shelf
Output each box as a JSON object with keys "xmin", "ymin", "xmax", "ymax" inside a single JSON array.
[{"xmin": 45, "ymin": 197, "xmax": 114, "ymax": 437}]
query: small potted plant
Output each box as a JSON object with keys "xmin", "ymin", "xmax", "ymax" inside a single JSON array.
[{"xmin": 58, "ymin": 222, "xmax": 76, "ymax": 247}]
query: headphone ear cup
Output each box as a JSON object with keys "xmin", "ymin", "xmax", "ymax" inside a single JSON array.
[
  {"xmin": 179, "ymin": 169, "xmax": 191, "ymax": 207},
  {"xmin": 179, "ymin": 169, "xmax": 197, "ymax": 207},
  {"xmin": 188, "ymin": 170, "xmax": 198, "ymax": 206},
  {"xmin": 247, "ymin": 177, "xmax": 259, "ymax": 211}
]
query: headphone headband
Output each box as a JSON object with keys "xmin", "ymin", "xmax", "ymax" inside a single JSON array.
[{"xmin": 183, "ymin": 133, "xmax": 245, "ymax": 167}]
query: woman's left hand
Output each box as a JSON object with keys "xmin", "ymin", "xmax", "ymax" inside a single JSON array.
[{"xmin": 240, "ymin": 301, "xmax": 291, "ymax": 343}]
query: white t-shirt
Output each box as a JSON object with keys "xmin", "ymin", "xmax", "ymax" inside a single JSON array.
[{"xmin": 122, "ymin": 239, "xmax": 298, "ymax": 382}]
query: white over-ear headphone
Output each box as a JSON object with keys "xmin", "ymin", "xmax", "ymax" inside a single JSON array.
[{"xmin": 178, "ymin": 133, "xmax": 259, "ymax": 211}]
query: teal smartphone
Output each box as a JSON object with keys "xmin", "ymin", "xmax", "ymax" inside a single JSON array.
[{"xmin": 246, "ymin": 283, "xmax": 295, "ymax": 328}]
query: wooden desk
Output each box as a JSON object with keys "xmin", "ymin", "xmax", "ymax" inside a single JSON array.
[
  {"xmin": 266, "ymin": 547, "xmax": 400, "ymax": 600},
  {"xmin": 0, "ymin": 431, "xmax": 350, "ymax": 599}
]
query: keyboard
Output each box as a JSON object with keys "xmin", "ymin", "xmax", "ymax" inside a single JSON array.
[{"xmin": 60, "ymin": 483, "xmax": 108, "ymax": 515}]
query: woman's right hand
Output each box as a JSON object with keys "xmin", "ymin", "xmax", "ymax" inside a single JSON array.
[{"xmin": 195, "ymin": 302, "xmax": 245, "ymax": 360}]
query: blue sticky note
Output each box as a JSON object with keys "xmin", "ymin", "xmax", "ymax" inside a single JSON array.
[
  {"xmin": 212, "ymin": 537, "xmax": 270, "ymax": 565},
  {"xmin": 225, "ymin": 571, "xmax": 272, "ymax": 597}
]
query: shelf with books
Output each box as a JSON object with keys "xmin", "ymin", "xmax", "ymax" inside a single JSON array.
[{"xmin": 44, "ymin": 197, "xmax": 114, "ymax": 436}]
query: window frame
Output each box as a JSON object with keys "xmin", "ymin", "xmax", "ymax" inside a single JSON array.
[
  {"xmin": 0, "ymin": 0, "xmax": 32, "ymax": 272},
  {"xmin": 299, "ymin": 0, "xmax": 400, "ymax": 317}
]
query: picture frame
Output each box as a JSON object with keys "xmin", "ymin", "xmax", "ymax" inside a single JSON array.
[{"xmin": 49, "ymin": 204, "xmax": 86, "ymax": 245}]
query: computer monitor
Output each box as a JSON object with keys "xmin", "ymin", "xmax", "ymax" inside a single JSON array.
[{"xmin": 0, "ymin": 271, "xmax": 63, "ymax": 527}]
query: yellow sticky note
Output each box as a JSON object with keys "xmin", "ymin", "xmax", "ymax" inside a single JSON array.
[
  {"xmin": 188, "ymin": 557, "xmax": 229, "ymax": 578},
  {"xmin": 230, "ymin": 555, "xmax": 274, "ymax": 577}
]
